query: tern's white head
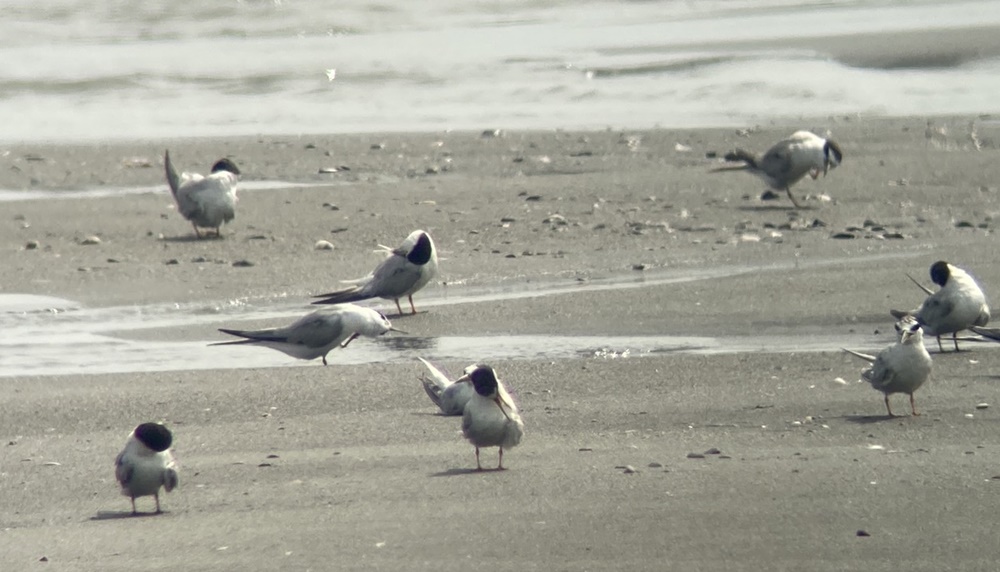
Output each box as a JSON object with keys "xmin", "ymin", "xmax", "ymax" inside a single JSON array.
[{"xmin": 895, "ymin": 317, "xmax": 924, "ymax": 345}]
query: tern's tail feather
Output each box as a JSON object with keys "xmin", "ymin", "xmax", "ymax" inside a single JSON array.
[
  {"xmin": 210, "ymin": 328, "xmax": 285, "ymax": 345},
  {"xmin": 971, "ymin": 326, "xmax": 1000, "ymax": 342},
  {"xmin": 842, "ymin": 347, "xmax": 877, "ymax": 363},
  {"xmin": 905, "ymin": 273, "xmax": 935, "ymax": 295},
  {"xmin": 312, "ymin": 286, "xmax": 367, "ymax": 305},
  {"xmin": 417, "ymin": 357, "xmax": 450, "ymax": 408},
  {"xmin": 164, "ymin": 150, "xmax": 181, "ymax": 197},
  {"xmin": 716, "ymin": 149, "xmax": 758, "ymax": 169}
]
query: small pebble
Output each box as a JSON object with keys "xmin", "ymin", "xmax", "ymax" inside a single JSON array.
[
  {"xmin": 648, "ymin": 462, "xmax": 663, "ymax": 468},
  {"xmin": 315, "ymin": 240, "xmax": 335, "ymax": 251},
  {"xmin": 976, "ymin": 403, "xmax": 989, "ymax": 409},
  {"xmin": 704, "ymin": 448, "xmax": 721, "ymax": 455},
  {"xmin": 856, "ymin": 530, "xmax": 870, "ymax": 537},
  {"xmin": 25, "ymin": 240, "xmax": 39, "ymax": 250},
  {"xmin": 232, "ymin": 260, "xmax": 255, "ymax": 267},
  {"xmin": 687, "ymin": 452, "xmax": 705, "ymax": 459},
  {"xmin": 80, "ymin": 236, "xmax": 101, "ymax": 245}
]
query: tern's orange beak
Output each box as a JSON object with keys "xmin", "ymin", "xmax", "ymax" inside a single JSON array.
[{"xmin": 388, "ymin": 326, "xmax": 407, "ymax": 335}]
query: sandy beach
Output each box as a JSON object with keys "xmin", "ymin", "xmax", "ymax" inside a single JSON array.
[{"xmin": 4, "ymin": 116, "xmax": 1000, "ymax": 570}]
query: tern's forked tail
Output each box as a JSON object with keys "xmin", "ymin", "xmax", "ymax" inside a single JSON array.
[
  {"xmin": 164, "ymin": 150, "xmax": 181, "ymax": 197},
  {"xmin": 312, "ymin": 286, "xmax": 367, "ymax": 305}
]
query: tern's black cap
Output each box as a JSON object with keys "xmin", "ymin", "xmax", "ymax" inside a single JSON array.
[
  {"xmin": 824, "ymin": 139, "xmax": 843, "ymax": 164},
  {"xmin": 211, "ymin": 158, "xmax": 241, "ymax": 176},
  {"xmin": 407, "ymin": 232, "xmax": 433, "ymax": 266},
  {"xmin": 929, "ymin": 261, "xmax": 950, "ymax": 287},
  {"xmin": 134, "ymin": 422, "xmax": 173, "ymax": 452},
  {"xmin": 468, "ymin": 365, "xmax": 499, "ymax": 397}
]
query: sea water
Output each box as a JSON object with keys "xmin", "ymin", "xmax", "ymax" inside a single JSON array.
[{"xmin": 2, "ymin": 0, "xmax": 1000, "ymax": 142}]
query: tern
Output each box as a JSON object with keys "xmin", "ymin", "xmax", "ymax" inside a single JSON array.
[
  {"xmin": 164, "ymin": 150, "xmax": 240, "ymax": 238},
  {"xmin": 711, "ymin": 130, "xmax": 843, "ymax": 208},
  {"xmin": 890, "ymin": 261, "xmax": 990, "ymax": 352},
  {"xmin": 313, "ymin": 230, "xmax": 438, "ymax": 315},
  {"xmin": 115, "ymin": 422, "xmax": 179, "ymax": 515},
  {"xmin": 211, "ymin": 304, "xmax": 399, "ymax": 365},
  {"xmin": 455, "ymin": 364, "xmax": 524, "ymax": 470},
  {"xmin": 843, "ymin": 317, "xmax": 932, "ymax": 417},
  {"xmin": 417, "ymin": 358, "xmax": 476, "ymax": 416}
]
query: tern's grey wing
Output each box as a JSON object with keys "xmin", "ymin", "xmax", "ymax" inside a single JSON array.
[
  {"xmin": 216, "ymin": 312, "xmax": 344, "ymax": 349},
  {"xmin": 461, "ymin": 408, "xmax": 474, "ymax": 435},
  {"xmin": 363, "ymin": 253, "xmax": 421, "ymax": 298},
  {"xmin": 175, "ymin": 176, "xmax": 236, "ymax": 220},
  {"xmin": 164, "ymin": 466, "xmax": 179, "ymax": 492},
  {"xmin": 279, "ymin": 312, "xmax": 346, "ymax": 349},
  {"xmin": 115, "ymin": 451, "xmax": 133, "ymax": 486},
  {"xmin": 915, "ymin": 295, "xmax": 954, "ymax": 331},
  {"xmin": 417, "ymin": 357, "xmax": 451, "ymax": 391},
  {"xmin": 758, "ymin": 141, "xmax": 811, "ymax": 184},
  {"xmin": 422, "ymin": 379, "xmax": 444, "ymax": 408},
  {"xmin": 863, "ymin": 353, "xmax": 893, "ymax": 388}
]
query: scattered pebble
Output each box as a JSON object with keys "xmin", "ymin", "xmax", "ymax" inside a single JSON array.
[
  {"xmin": 25, "ymin": 240, "xmax": 39, "ymax": 250},
  {"xmin": 648, "ymin": 462, "xmax": 663, "ymax": 468},
  {"xmin": 856, "ymin": 530, "xmax": 871, "ymax": 537},
  {"xmin": 232, "ymin": 260, "xmax": 255, "ymax": 267},
  {"xmin": 686, "ymin": 452, "xmax": 705, "ymax": 459},
  {"xmin": 976, "ymin": 403, "xmax": 989, "ymax": 409},
  {"xmin": 543, "ymin": 214, "xmax": 568, "ymax": 225},
  {"xmin": 80, "ymin": 235, "xmax": 101, "ymax": 245},
  {"xmin": 315, "ymin": 240, "xmax": 335, "ymax": 251},
  {"xmin": 830, "ymin": 232, "xmax": 855, "ymax": 239},
  {"xmin": 704, "ymin": 448, "xmax": 722, "ymax": 455}
]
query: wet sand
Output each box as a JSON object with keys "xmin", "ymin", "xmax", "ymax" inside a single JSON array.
[{"xmin": 4, "ymin": 116, "xmax": 1000, "ymax": 570}]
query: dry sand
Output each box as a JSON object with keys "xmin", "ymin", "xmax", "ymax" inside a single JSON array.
[{"xmin": 4, "ymin": 116, "xmax": 1000, "ymax": 570}]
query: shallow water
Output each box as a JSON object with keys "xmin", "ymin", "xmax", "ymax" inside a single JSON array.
[
  {"xmin": 2, "ymin": 0, "xmax": 999, "ymax": 142},
  {"xmin": 0, "ymin": 251, "xmax": 929, "ymax": 377}
]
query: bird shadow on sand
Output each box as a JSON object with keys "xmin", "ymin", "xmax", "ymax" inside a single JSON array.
[
  {"xmin": 431, "ymin": 467, "xmax": 506, "ymax": 477},
  {"xmin": 90, "ymin": 510, "xmax": 167, "ymax": 521},
  {"xmin": 843, "ymin": 414, "xmax": 911, "ymax": 424},
  {"xmin": 735, "ymin": 204, "xmax": 812, "ymax": 212},
  {"xmin": 377, "ymin": 336, "xmax": 436, "ymax": 351},
  {"xmin": 160, "ymin": 234, "xmax": 225, "ymax": 243}
]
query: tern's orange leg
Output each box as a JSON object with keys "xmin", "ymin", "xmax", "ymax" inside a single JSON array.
[
  {"xmin": 785, "ymin": 187, "xmax": 803, "ymax": 209},
  {"xmin": 910, "ymin": 393, "xmax": 920, "ymax": 416},
  {"xmin": 884, "ymin": 394, "xmax": 898, "ymax": 418}
]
